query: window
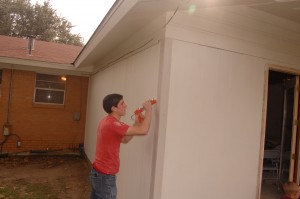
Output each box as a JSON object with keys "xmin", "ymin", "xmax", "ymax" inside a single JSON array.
[{"xmin": 34, "ymin": 73, "xmax": 66, "ymax": 105}]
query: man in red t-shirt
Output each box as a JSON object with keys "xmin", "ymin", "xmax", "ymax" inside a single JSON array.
[{"xmin": 89, "ymin": 93, "xmax": 153, "ymax": 199}]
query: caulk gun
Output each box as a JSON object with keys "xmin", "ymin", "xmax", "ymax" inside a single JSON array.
[{"xmin": 131, "ymin": 99, "xmax": 157, "ymax": 123}]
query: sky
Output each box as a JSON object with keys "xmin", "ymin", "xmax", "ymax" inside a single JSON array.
[{"xmin": 30, "ymin": 0, "xmax": 116, "ymax": 44}]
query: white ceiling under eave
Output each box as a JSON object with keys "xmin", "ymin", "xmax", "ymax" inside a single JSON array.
[
  {"xmin": 74, "ymin": 0, "xmax": 300, "ymax": 72},
  {"xmin": 73, "ymin": 0, "xmax": 179, "ymax": 71},
  {"xmin": 0, "ymin": 57, "xmax": 92, "ymax": 76}
]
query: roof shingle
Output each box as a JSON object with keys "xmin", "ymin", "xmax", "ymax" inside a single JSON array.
[{"xmin": 0, "ymin": 35, "xmax": 83, "ymax": 64}]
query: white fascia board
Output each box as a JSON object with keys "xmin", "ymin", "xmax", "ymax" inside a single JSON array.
[
  {"xmin": 74, "ymin": 0, "xmax": 138, "ymax": 68},
  {"xmin": 0, "ymin": 57, "xmax": 92, "ymax": 76},
  {"xmin": 92, "ymin": 13, "xmax": 168, "ymax": 72}
]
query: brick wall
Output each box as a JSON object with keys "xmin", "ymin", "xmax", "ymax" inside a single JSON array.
[{"xmin": 0, "ymin": 69, "xmax": 89, "ymax": 153}]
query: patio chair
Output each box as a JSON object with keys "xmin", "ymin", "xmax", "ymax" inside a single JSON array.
[{"xmin": 263, "ymin": 149, "xmax": 280, "ymax": 189}]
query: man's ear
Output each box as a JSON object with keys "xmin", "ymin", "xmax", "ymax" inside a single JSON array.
[{"xmin": 111, "ymin": 106, "xmax": 117, "ymax": 112}]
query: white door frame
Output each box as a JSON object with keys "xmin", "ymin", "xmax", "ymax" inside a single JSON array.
[{"xmin": 257, "ymin": 64, "xmax": 300, "ymax": 198}]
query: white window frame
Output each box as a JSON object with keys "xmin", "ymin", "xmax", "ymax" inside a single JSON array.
[{"xmin": 34, "ymin": 73, "xmax": 66, "ymax": 105}]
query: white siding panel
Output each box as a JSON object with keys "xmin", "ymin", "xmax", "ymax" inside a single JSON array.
[
  {"xmin": 166, "ymin": 8, "xmax": 300, "ymax": 67},
  {"xmin": 84, "ymin": 44, "xmax": 160, "ymax": 199},
  {"xmin": 161, "ymin": 40, "xmax": 265, "ymax": 199}
]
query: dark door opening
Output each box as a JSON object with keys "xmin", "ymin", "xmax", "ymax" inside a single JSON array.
[
  {"xmin": 265, "ymin": 70, "xmax": 297, "ymax": 184},
  {"xmin": 261, "ymin": 70, "xmax": 300, "ymax": 198}
]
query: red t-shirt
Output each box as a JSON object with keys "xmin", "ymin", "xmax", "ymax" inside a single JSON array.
[
  {"xmin": 281, "ymin": 196, "xmax": 292, "ymax": 199},
  {"xmin": 93, "ymin": 115, "xmax": 129, "ymax": 174}
]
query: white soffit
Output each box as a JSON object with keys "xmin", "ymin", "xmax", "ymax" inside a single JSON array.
[
  {"xmin": 74, "ymin": 0, "xmax": 179, "ymax": 69},
  {"xmin": 75, "ymin": 0, "xmax": 300, "ymax": 70},
  {"xmin": 250, "ymin": 1, "xmax": 300, "ymax": 24}
]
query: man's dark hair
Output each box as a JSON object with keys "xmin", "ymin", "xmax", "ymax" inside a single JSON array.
[{"xmin": 103, "ymin": 94, "xmax": 123, "ymax": 113}]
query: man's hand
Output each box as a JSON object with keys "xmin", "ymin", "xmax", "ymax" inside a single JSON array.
[
  {"xmin": 134, "ymin": 112, "xmax": 144, "ymax": 125},
  {"xmin": 142, "ymin": 100, "xmax": 152, "ymax": 112},
  {"xmin": 126, "ymin": 99, "xmax": 155, "ymax": 136}
]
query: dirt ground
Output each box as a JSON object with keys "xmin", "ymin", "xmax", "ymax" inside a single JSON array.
[{"xmin": 0, "ymin": 155, "xmax": 92, "ymax": 199}]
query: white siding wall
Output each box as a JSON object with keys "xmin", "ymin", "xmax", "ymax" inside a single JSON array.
[
  {"xmin": 158, "ymin": 7, "xmax": 300, "ymax": 199},
  {"xmin": 161, "ymin": 40, "xmax": 265, "ymax": 199},
  {"xmin": 84, "ymin": 44, "xmax": 160, "ymax": 199},
  {"xmin": 84, "ymin": 5, "xmax": 300, "ymax": 199},
  {"xmin": 166, "ymin": 7, "xmax": 300, "ymax": 67}
]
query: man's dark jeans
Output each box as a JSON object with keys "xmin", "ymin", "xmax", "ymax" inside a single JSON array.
[{"xmin": 89, "ymin": 168, "xmax": 117, "ymax": 199}]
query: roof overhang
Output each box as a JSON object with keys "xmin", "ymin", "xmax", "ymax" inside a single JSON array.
[
  {"xmin": 74, "ymin": 0, "xmax": 180, "ymax": 71},
  {"xmin": 0, "ymin": 56, "xmax": 92, "ymax": 76},
  {"xmin": 74, "ymin": 0, "xmax": 300, "ymax": 72}
]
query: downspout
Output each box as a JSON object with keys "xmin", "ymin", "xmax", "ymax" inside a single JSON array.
[
  {"xmin": 3, "ymin": 69, "xmax": 13, "ymax": 136},
  {"xmin": 6, "ymin": 69, "xmax": 13, "ymax": 124},
  {"xmin": 1, "ymin": 69, "xmax": 13, "ymax": 155}
]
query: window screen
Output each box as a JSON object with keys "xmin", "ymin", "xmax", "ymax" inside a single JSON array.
[{"xmin": 34, "ymin": 73, "xmax": 66, "ymax": 104}]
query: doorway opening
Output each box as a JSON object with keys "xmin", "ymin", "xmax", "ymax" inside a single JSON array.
[{"xmin": 261, "ymin": 70, "xmax": 299, "ymax": 199}]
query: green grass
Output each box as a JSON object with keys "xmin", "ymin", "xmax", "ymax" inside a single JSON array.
[{"xmin": 0, "ymin": 178, "xmax": 60, "ymax": 199}]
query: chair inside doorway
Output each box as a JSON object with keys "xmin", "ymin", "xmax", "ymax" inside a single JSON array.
[{"xmin": 263, "ymin": 149, "xmax": 280, "ymax": 188}]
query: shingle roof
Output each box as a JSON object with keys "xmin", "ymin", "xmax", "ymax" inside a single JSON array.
[{"xmin": 0, "ymin": 35, "xmax": 83, "ymax": 64}]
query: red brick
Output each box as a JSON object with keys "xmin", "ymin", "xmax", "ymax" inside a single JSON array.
[{"xmin": 0, "ymin": 69, "xmax": 89, "ymax": 153}]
